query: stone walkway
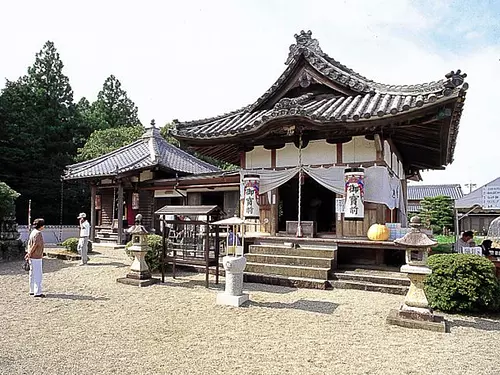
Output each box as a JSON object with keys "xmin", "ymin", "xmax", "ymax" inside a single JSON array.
[{"xmin": 0, "ymin": 248, "xmax": 499, "ymax": 375}]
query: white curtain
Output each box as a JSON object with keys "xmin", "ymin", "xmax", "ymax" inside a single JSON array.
[
  {"xmin": 240, "ymin": 165, "xmax": 406, "ymax": 219},
  {"xmin": 239, "ymin": 167, "xmax": 300, "ymax": 197},
  {"xmin": 302, "ymin": 166, "xmax": 345, "ymax": 195}
]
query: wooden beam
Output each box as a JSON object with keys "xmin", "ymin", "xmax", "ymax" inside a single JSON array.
[
  {"xmin": 395, "ymin": 140, "xmax": 441, "ymax": 152},
  {"xmin": 90, "ymin": 184, "xmax": 96, "ymax": 242},
  {"xmin": 117, "ymin": 181, "xmax": 124, "ymax": 245}
]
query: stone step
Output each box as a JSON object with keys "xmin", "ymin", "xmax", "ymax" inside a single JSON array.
[
  {"xmin": 245, "ymin": 262, "xmax": 330, "ymax": 280},
  {"xmin": 332, "ymin": 271, "xmax": 410, "ymax": 287},
  {"xmin": 246, "ymin": 253, "xmax": 334, "ymax": 268},
  {"xmin": 249, "ymin": 244, "xmax": 335, "ymax": 258},
  {"xmin": 244, "ymin": 272, "xmax": 331, "ymax": 290},
  {"xmin": 331, "ymin": 280, "xmax": 408, "ymax": 295}
]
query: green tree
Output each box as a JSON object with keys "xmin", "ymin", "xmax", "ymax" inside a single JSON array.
[
  {"xmin": 76, "ymin": 125, "xmax": 145, "ymax": 161},
  {"xmin": 419, "ymin": 195, "xmax": 455, "ymax": 234},
  {"xmin": 0, "ymin": 182, "xmax": 20, "ymax": 217},
  {"xmin": 86, "ymin": 75, "xmax": 141, "ymax": 130},
  {"xmin": 0, "ymin": 41, "xmax": 87, "ymax": 224},
  {"xmin": 160, "ymin": 122, "xmax": 180, "ymax": 147}
]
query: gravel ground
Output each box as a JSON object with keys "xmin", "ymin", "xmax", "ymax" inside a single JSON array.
[{"xmin": 0, "ymin": 249, "xmax": 499, "ymax": 375}]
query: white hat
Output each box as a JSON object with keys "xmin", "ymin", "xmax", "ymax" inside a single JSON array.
[{"xmin": 77, "ymin": 213, "xmax": 86, "ymax": 219}]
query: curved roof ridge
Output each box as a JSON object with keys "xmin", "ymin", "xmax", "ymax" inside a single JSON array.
[{"xmin": 289, "ymin": 30, "xmax": 468, "ymax": 95}]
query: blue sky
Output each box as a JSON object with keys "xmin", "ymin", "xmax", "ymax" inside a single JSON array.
[{"xmin": 0, "ymin": 0, "xmax": 499, "ymax": 189}]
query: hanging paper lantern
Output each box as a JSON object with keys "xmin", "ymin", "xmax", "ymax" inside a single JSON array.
[{"xmin": 367, "ymin": 223, "xmax": 390, "ymax": 241}]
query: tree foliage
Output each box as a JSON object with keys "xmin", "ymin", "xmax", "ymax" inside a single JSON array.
[
  {"xmin": 84, "ymin": 75, "xmax": 141, "ymax": 130},
  {"xmin": 0, "ymin": 182, "xmax": 20, "ymax": 217},
  {"xmin": 76, "ymin": 125, "xmax": 145, "ymax": 162},
  {"xmin": 419, "ymin": 195, "xmax": 454, "ymax": 235},
  {"xmin": 0, "ymin": 41, "xmax": 87, "ymax": 224}
]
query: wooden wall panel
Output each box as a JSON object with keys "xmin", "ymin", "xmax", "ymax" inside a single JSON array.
[{"xmin": 99, "ymin": 189, "xmax": 114, "ymax": 227}]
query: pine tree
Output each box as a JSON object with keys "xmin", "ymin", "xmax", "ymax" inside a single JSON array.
[
  {"xmin": 0, "ymin": 41, "xmax": 86, "ymax": 224},
  {"xmin": 88, "ymin": 75, "xmax": 141, "ymax": 130}
]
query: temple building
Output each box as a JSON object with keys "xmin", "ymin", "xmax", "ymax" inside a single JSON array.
[{"xmin": 173, "ymin": 30, "xmax": 469, "ymax": 241}]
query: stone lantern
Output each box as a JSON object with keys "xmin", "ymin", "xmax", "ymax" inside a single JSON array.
[
  {"xmin": 117, "ymin": 214, "xmax": 159, "ymax": 287},
  {"xmin": 387, "ymin": 216, "xmax": 446, "ymax": 332}
]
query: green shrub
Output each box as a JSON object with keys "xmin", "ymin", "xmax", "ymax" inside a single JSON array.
[
  {"xmin": 61, "ymin": 238, "xmax": 79, "ymax": 253},
  {"xmin": 61, "ymin": 238, "xmax": 93, "ymax": 253},
  {"xmin": 425, "ymin": 254, "xmax": 500, "ymax": 313},
  {"xmin": 125, "ymin": 234, "xmax": 163, "ymax": 272}
]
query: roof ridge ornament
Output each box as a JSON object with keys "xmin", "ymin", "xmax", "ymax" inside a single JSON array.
[
  {"xmin": 443, "ymin": 70, "xmax": 468, "ymax": 96},
  {"xmin": 286, "ymin": 30, "xmax": 324, "ymax": 65}
]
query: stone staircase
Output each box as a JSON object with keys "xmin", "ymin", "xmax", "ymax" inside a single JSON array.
[
  {"xmin": 244, "ymin": 243, "xmax": 337, "ymax": 290},
  {"xmin": 331, "ymin": 268, "xmax": 410, "ymax": 295}
]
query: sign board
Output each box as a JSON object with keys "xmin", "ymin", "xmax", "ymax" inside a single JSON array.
[
  {"xmin": 482, "ymin": 186, "xmax": 500, "ymax": 209},
  {"xmin": 335, "ymin": 198, "xmax": 345, "ymax": 220},
  {"xmin": 344, "ymin": 168, "xmax": 365, "ymax": 220}
]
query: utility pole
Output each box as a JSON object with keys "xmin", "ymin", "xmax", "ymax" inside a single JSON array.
[{"xmin": 464, "ymin": 182, "xmax": 477, "ymax": 194}]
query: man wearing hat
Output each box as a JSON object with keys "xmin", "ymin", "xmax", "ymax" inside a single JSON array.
[{"xmin": 77, "ymin": 213, "xmax": 91, "ymax": 265}]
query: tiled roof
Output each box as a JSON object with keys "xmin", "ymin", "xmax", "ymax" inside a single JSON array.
[
  {"xmin": 176, "ymin": 90, "xmax": 463, "ymax": 138},
  {"xmin": 407, "ymin": 184, "xmax": 464, "ymax": 201},
  {"xmin": 174, "ymin": 31, "xmax": 468, "ymax": 166},
  {"xmin": 63, "ymin": 127, "xmax": 220, "ymax": 180}
]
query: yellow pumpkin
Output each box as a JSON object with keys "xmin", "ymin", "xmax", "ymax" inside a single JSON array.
[{"xmin": 367, "ymin": 223, "xmax": 390, "ymax": 241}]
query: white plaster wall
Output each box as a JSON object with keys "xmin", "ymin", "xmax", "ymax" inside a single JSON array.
[
  {"xmin": 384, "ymin": 140, "xmax": 391, "ymax": 166},
  {"xmin": 399, "ymin": 160, "xmax": 404, "ymax": 179},
  {"xmin": 392, "ymin": 152, "xmax": 398, "ymax": 175},
  {"xmin": 246, "ymin": 146, "xmax": 271, "ymax": 168},
  {"xmin": 275, "ymin": 141, "xmax": 337, "ymax": 167},
  {"xmin": 302, "ymin": 140, "xmax": 336, "ymax": 165},
  {"xmin": 343, "ymin": 136, "xmax": 376, "ymax": 163},
  {"xmin": 276, "ymin": 143, "xmax": 297, "ymax": 167}
]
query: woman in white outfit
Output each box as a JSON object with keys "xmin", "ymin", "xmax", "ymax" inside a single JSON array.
[{"xmin": 26, "ymin": 218, "xmax": 45, "ymax": 298}]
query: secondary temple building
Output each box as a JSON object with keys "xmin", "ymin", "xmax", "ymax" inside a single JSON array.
[{"xmin": 173, "ymin": 30, "xmax": 468, "ymax": 239}]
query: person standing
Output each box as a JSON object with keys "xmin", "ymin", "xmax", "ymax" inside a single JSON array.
[
  {"xmin": 26, "ymin": 218, "xmax": 45, "ymax": 298},
  {"xmin": 77, "ymin": 213, "xmax": 91, "ymax": 265}
]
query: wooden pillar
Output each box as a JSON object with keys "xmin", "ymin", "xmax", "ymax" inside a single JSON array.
[
  {"xmin": 117, "ymin": 181, "xmax": 124, "ymax": 244},
  {"xmin": 270, "ymin": 149, "xmax": 278, "ymax": 235},
  {"xmin": 90, "ymin": 184, "xmax": 96, "ymax": 242}
]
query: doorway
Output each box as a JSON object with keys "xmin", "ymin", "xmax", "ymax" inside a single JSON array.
[{"xmin": 278, "ymin": 176, "xmax": 335, "ymax": 233}]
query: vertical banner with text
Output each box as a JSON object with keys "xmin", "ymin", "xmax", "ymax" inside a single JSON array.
[{"xmin": 344, "ymin": 168, "xmax": 365, "ymax": 221}]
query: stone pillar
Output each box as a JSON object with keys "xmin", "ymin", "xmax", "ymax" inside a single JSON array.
[
  {"xmin": 216, "ymin": 255, "xmax": 249, "ymax": 307},
  {"xmin": 117, "ymin": 214, "xmax": 159, "ymax": 287},
  {"xmin": 386, "ymin": 216, "xmax": 446, "ymax": 332}
]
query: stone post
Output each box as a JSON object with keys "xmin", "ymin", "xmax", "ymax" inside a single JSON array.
[
  {"xmin": 386, "ymin": 216, "xmax": 446, "ymax": 332},
  {"xmin": 216, "ymin": 255, "xmax": 249, "ymax": 307},
  {"xmin": 117, "ymin": 214, "xmax": 159, "ymax": 287}
]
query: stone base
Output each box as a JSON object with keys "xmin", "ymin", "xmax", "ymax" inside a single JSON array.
[
  {"xmin": 216, "ymin": 292, "xmax": 249, "ymax": 307},
  {"xmin": 125, "ymin": 270, "xmax": 152, "ymax": 280},
  {"xmin": 386, "ymin": 309, "xmax": 447, "ymax": 333},
  {"xmin": 117, "ymin": 276, "xmax": 159, "ymax": 287}
]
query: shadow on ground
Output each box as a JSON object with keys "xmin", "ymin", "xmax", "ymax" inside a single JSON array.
[
  {"xmin": 0, "ymin": 258, "xmax": 73, "ymax": 276},
  {"xmin": 246, "ymin": 299, "xmax": 339, "ymax": 314},
  {"xmin": 449, "ymin": 317, "xmax": 500, "ymax": 332},
  {"xmin": 46, "ymin": 293, "xmax": 109, "ymax": 301},
  {"xmin": 85, "ymin": 262, "xmax": 129, "ymax": 268}
]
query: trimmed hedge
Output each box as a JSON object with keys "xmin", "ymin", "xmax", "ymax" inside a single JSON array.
[
  {"xmin": 425, "ymin": 253, "xmax": 500, "ymax": 313},
  {"xmin": 125, "ymin": 234, "xmax": 163, "ymax": 272}
]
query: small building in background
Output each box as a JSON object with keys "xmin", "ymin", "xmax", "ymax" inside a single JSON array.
[{"xmin": 407, "ymin": 184, "xmax": 464, "ymax": 214}]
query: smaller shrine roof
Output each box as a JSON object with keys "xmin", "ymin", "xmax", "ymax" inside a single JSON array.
[
  {"xmin": 63, "ymin": 126, "xmax": 220, "ymax": 180},
  {"xmin": 407, "ymin": 184, "xmax": 464, "ymax": 201},
  {"xmin": 155, "ymin": 205, "xmax": 221, "ymax": 216}
]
